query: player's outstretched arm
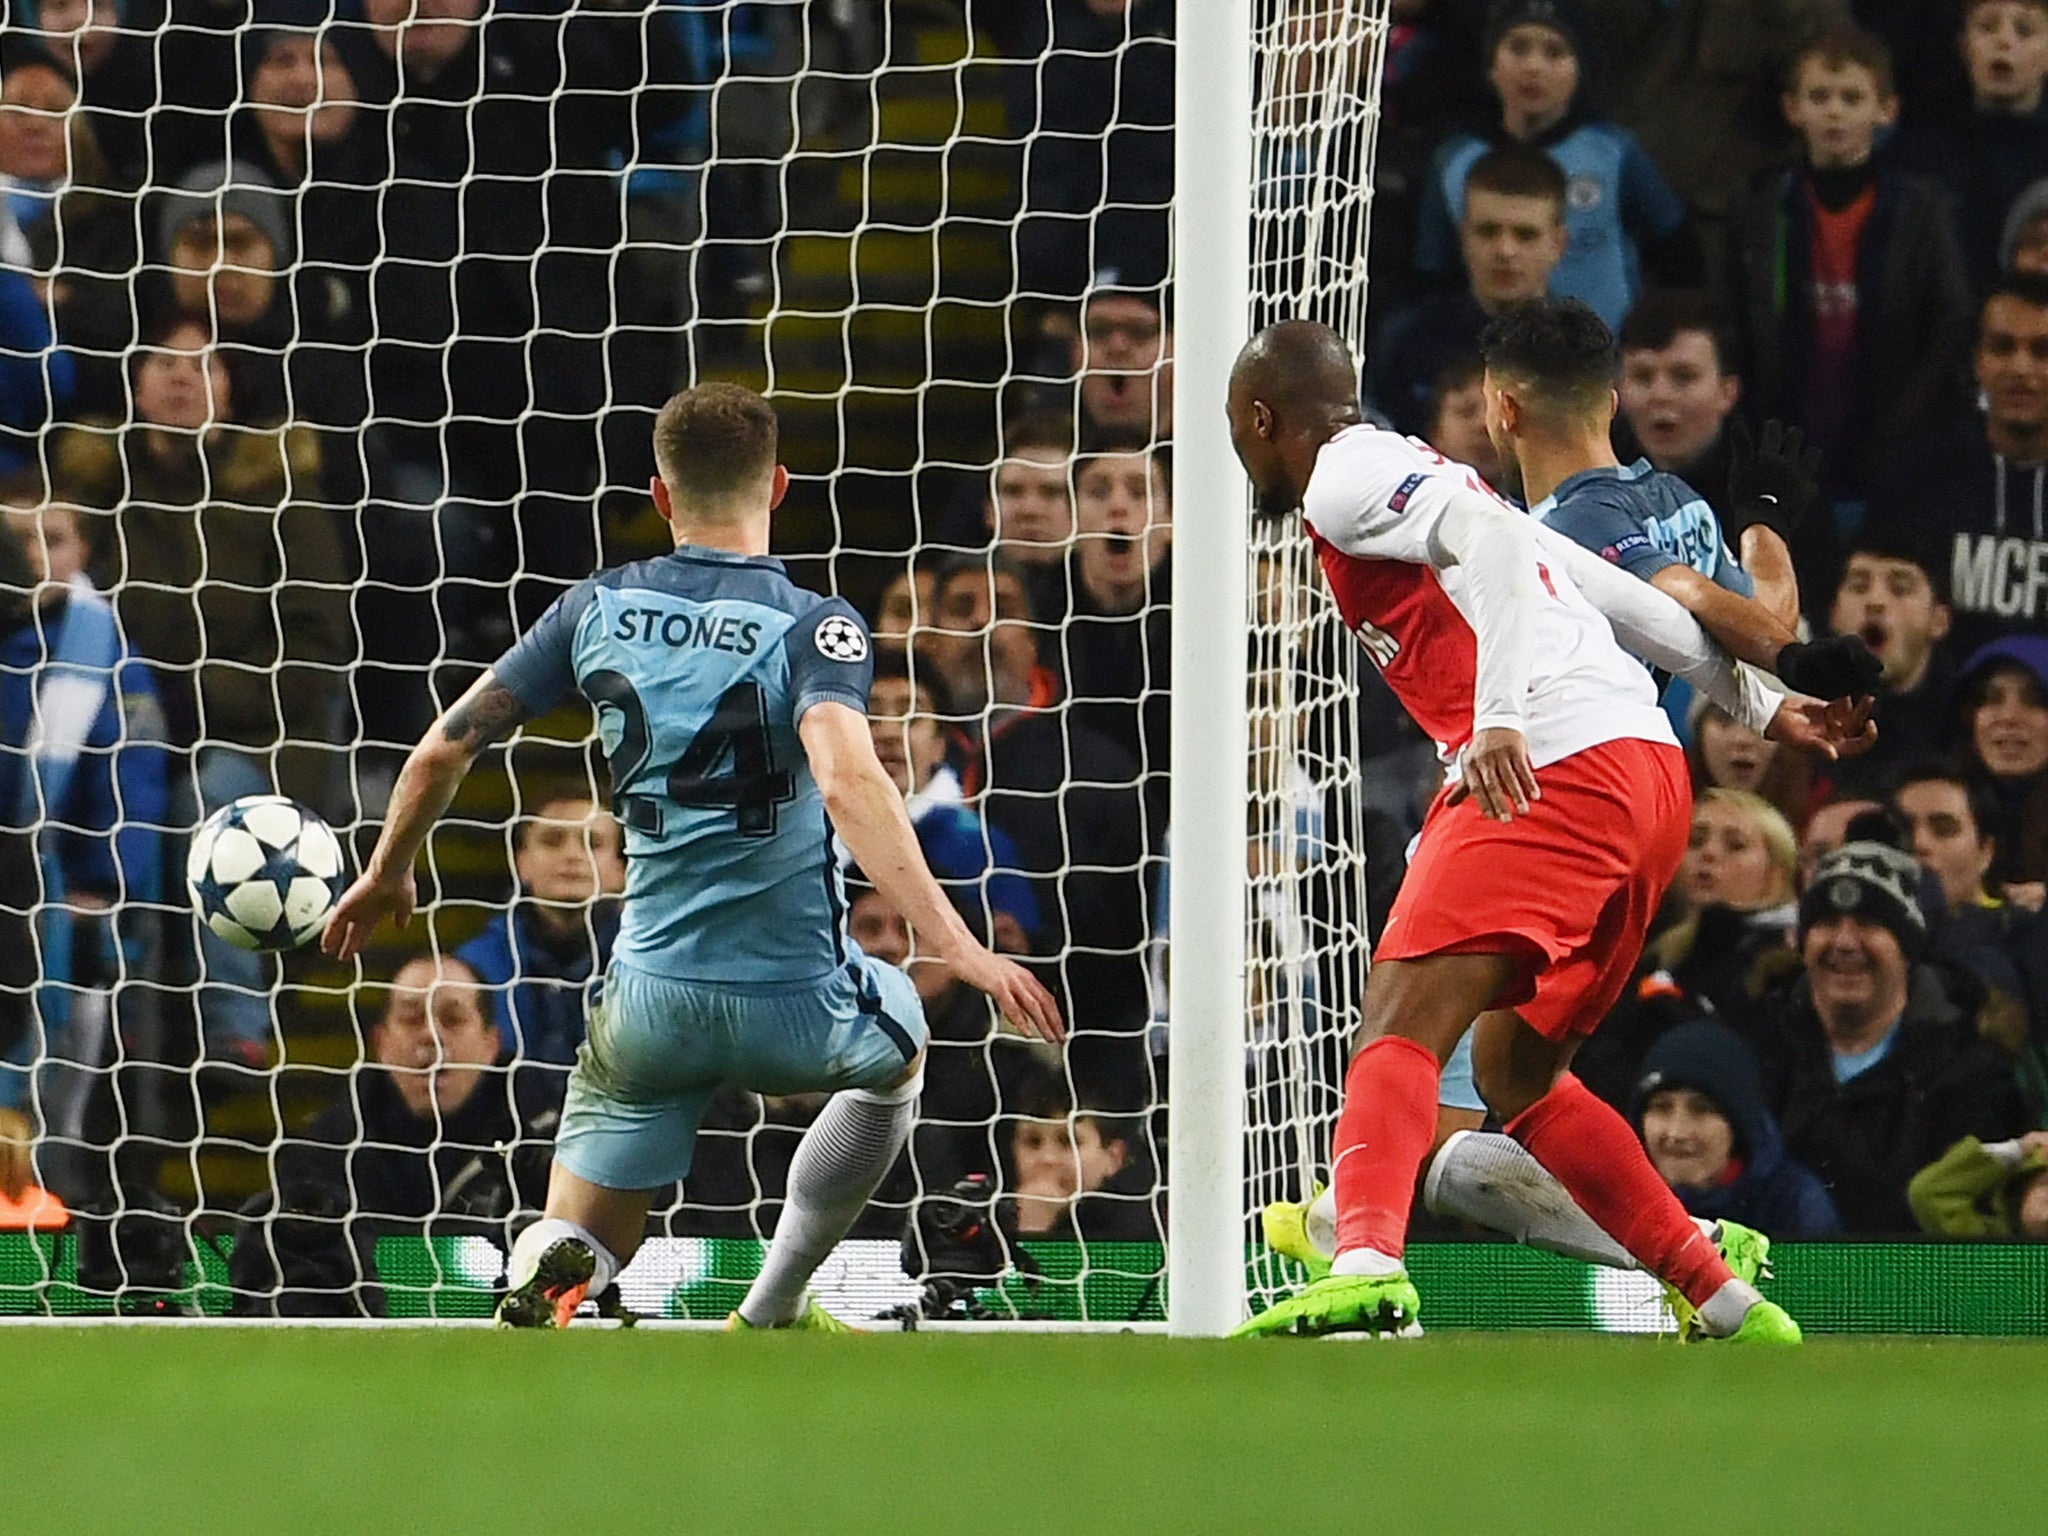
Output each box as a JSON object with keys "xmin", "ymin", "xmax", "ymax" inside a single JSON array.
[
  {"xmin": 1648, "ymin": 564, "xmax": 1880, "ymax": 699},
  {"xmin": 798, "ymin": 701, "xmax": 1063, "ymax": 1042},
  {"xmin": 322, "ymin": 671, "xmax": 533, "ymax": 961},
  {"xmin": 1532, "ymin": 523, "xmax": 1873, "ymax": 757}
]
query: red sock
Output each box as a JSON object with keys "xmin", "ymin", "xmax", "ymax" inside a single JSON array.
[
  {"xmin": 1330, "ymin": 1035, "xmax": 1442, "ymax": 1261},
  {"xmin": 1506, "ymin": 1073, "xmax": 1733, "ymax": 1308}
]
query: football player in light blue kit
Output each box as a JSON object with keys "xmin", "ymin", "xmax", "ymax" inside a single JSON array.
[{"xmin": 325, "ymin": 384, "xmax": 1062, "ymax": 1330}]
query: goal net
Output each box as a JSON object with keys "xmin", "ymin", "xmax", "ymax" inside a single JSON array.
[
  {"xmin": 1241, "ymin": 0, "xmax": 1387, "ymax": 1308},
  {"xmin": 0, "ymin": 0, "xmax": 1386, "ymax": 1325}
]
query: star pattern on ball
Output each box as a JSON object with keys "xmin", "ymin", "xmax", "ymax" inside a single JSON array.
[{"xmin": 186, "ymin": 796, "xmax": 347, "ymax": 954}]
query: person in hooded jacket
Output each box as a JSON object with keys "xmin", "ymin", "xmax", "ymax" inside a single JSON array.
[
  {"xmin": 1867, "ymin": 275, "xmax": 2048, "ymax": 658},
  {"xmin": 1632, "ymin": 1018, "xmax": 1840, "ymax": 1237}
]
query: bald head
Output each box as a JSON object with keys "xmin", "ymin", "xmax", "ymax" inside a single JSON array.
[
  {"xmin": 1226, "ymin": 321, "xmax": 1363, "ymax": 519},
  {"xmin": 1229, "ymin": 321, "xmax": 1361, "ymax": 419}
]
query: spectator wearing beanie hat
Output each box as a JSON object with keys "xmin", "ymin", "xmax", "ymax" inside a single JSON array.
[
  {"xmin": 1412, "ymin": 0, "xmax": 1701, "ymax": 330},
  {"xmin": 1727, "ymin": 840, "xmax": 2029, "ymax": 1233},
  {"xmin": 1632, "ymin": 1019, "xmax": 1839, "ymax": 1238}
]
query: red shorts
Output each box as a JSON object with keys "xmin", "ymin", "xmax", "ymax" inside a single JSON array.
[{"xmin": 1376, "ymin": 736, "xmax": 1692, "ymax": 1041}]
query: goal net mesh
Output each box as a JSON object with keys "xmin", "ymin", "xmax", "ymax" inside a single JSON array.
[
  {"xmin": 0, "ymin": 0, "xmax": 1386, "ymax": 1320},
  {"xmin": 1242, "ymin": 0, "xmax": 1386, "ymax": 1308}
]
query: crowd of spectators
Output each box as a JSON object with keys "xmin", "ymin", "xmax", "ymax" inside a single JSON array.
[{"xmin": 2, "ymin": 0, "xmax": 2048, "ymax": 1316}]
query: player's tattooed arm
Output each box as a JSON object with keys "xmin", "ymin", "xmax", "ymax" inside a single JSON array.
[
  {"xmin": 438, "ymin": 674, "xmax": 533, "ymax": 758},
  {"xmin": 326, "ymin": 671, "xmax": 533, "ymax": 953}
]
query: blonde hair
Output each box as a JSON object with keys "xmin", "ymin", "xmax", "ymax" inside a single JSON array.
[{"xmin": 1696, "ymin": 787, "xmax": 1798, "ymax": 890}]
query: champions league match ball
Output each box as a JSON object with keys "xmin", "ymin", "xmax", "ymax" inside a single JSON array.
[{"xmin": 185, "ymin": 795, "xmax": 348, "ymax": 953}]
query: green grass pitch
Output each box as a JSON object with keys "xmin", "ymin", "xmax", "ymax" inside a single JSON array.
[{"xmin": 17, "ymin": 1329, "xmax": 2036, "ymax": 1533}]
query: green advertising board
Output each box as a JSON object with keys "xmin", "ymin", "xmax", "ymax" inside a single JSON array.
[{"xmin": 3, "ymin": 1231, "xmax": 2042, "ymax": 1333}]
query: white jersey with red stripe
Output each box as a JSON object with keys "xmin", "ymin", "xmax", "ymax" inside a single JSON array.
[{"xmin": 1301, "ymin": 424, "xmax": 1678, "ymax": 770}]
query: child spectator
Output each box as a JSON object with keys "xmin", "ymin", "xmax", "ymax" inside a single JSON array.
[
  {"xmin": 455, "ymin": 786, "xmax": 623, "ymax": 1071},
  {"xmin": 1001, "ymin": 1070, "xmax": 1160, "ymax": 1243},
  {"xmin": 1631, "ymin": 1019, "xmax": 1840, "ymax": 1238},
  {"xmin": 1731, "ymin": 24, "xmax": 1974, "ymax": 568},
  {"xmin": 1956, "ymin": 637, "xmax": 2048, "ymax": 894},
  {"xmin": 1615, "ymin": 293, "xmax": 1744, "ymax": 523},
  {"xmin": 1413, "ymin": 0, "xmax": 1697, "ymax": 329},
  {"xmin": 1895, "ymin": 1, "xmax": 2048, "ymax": 297},
  {"xmin": 1825, "ymin": 526, "xmax": 1959, "ymax": 795},
  {"xmin": 1369, "ymin": 145, "xmax": 1568, "ymax": 437},
  {"xmin": 1908, "ymin": 1132, "xmax": 2048, "ymax": 1237},
  {"xmin": 1421, "ymin": 353, "xmax": 1506, "ymax": 489}
]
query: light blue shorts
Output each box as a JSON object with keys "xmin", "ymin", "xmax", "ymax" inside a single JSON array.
[
  {"xmin": 554, "ymin": 953, "xmax": 928, "ymax": 1191},
  {"xmin": 1440, "ymin": 1027, "xmax": 1485, "ymax": 1114}
]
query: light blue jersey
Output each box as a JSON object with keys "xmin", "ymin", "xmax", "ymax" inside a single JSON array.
[
  {"xmin": 1534, "ymin": 459, "xmax": 1757, "ymax": 736},
  {"xmin": 493, "ymin": 545, "xmax": 874, "ymax": 986},
  {"xmin": 1532, "ymin": 460, "xmax": 1753, "ymax": 597}
]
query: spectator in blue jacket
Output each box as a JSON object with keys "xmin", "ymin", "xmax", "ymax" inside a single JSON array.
[
  {"xmin": 857, "ymin": 653, "xmax": 1039, "ymax": 956},
  {"xmin": 1631, "ymin": 1018, "xmax": 1841, "ymax": 1238},
  {"xmin": 0, "ymin": 478, "xmax": 168, "ymax": 1111},
  {"xmin": 1412, "ymin": 0, "xmax": 1698, "ymax": 329},
  {"xmin": 455, "ymin": 786, "xmax": 623, "ymax": 1071}
]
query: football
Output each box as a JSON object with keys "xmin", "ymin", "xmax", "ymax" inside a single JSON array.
[{"xmin": 185, "ymin": 796, "xmax": 348, "ymax": 953}]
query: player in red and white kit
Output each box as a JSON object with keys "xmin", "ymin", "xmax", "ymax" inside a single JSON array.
[{"xmin": 1227, "ymin": 322, "xmax": 1867, "ymax": 1342}]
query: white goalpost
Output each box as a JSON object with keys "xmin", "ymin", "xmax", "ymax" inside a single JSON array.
[{"xmin": 1169, "ymin": 0, "xmax": 1389, "ymax": 1335}]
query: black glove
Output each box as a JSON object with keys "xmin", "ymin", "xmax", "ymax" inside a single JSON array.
[
  {"xmin": 1726, "ymin": 418, "xmax": 1822, "ymax": 540},
  {"xmin": 1775, "ymin": 634, "xmax": 1883, "ymax": 698}
]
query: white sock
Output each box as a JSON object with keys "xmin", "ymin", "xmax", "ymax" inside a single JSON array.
[
  {"xmin": 1330, "ymin": 1246, "xmax": 1405, "ymax": 1277},
  {"xmin": 1422, "ymin": 1130, "xmax": 1641, "ymax": 1271},
  {"xmin": 738, "ymin": 1072, "xmax": 919, "ymax": 1327},
  {"xmin": 1695, "ymin": 1277, "xmax": 1765, "ymax": 1337},
  {"xmin": 1304, "ymin": 1140, "xmax": 1723, "ymax": 1273},
  {"xmin": 508, "ymin": 1217, "xmax": 619, "ymax": 1294}
]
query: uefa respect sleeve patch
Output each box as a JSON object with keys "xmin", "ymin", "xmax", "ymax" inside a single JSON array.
[
  {"xmin": 1387, "ymin": 472, "xmax": 1427, "ymax": 512},
  {"xmin": 1602, "ymin": 533, "xmax": 1650, "ymax": 565}
]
